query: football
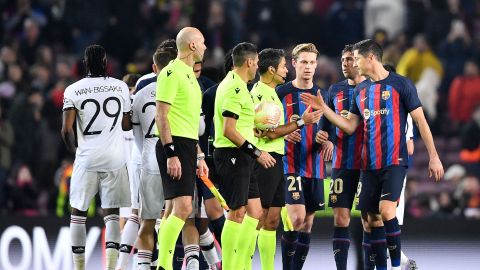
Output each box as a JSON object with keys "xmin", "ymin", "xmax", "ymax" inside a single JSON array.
[{"xmin": 254, "ymin": 101, "xmax": 281, "ymax": 131}]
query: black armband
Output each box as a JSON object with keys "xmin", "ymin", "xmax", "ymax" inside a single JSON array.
[
  {"xmin": 163, "ymin": 143, "xmax": 178, "ymax": 158},
  {"xmin": 240, "ymin": 140, "xmax": 261, "ymax": 159},
  {"xmin": 222, "ymin": 110, "xmax": 239, "ymax": 119}
]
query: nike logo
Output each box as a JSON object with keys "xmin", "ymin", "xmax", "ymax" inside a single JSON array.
[
  {"xmin": 333, "ymin": 249, "xmax": 341, "ymax": 256},
  {"xmin": 235, "ymin": 88, "xmax": 240, "ymax": 94},
  {"xmin": 319, "ymin": 202, "xmax": 325, "ymax": 207},
  {"xmin": 167, "ymin": 70, "xmax": 172, "ymax": 77},
  {"xmin": 380, "ymin": 193, "xmax": 390, "ymax": 198},
  {"xmin": 361, "ymin": 97, "xmax": 368, "ymax": 102},
  {"xmin": 338, "ymin": 98, "xmax": 348, "ymax": 102},
  {"xmin": 287, "ymin": 251, "xmax": 295, "ymax": 256},
  {"xmin": 286, "ymin": 103, "xmax": 297, "ymax": 107}
]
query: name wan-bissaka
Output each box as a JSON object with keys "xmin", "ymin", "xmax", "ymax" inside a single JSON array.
[{"xmin": 75, "ymin": 85, "xmax": 122, "ymax": 96}]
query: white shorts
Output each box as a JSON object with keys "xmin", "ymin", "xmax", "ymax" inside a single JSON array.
[
  {"xmin": 396, "ymin": 176, "xmax": 407, "ymax": 225},
  {"xmin": 139, "ymin": 171, "xmax": 165, "ymax": 219},
  {"xmin": 120, "ymin": 163, "xmax": 141, "ymax": 217},
  {"xmin": 70, "ymin": 164, "xmax": 131, "ymax": 212}
]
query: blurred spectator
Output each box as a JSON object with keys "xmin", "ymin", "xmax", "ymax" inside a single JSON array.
[
  {"xmin": 449, "ymin": 61, "xmax": 480, "ymax": 123},
  {"xmin": 0, "ymin": 102, "xmax": 14, "ymax": 208},
  {"xmin": 7, "ymin": 164, "xmax": 39, "ymax": 216},
  {"xmin": 397, "ymin": 34, "xmax": 443, "ymax": 119},
  {"xmin": 383, "ymin": 32, "xmax": 408, "ymax": 67},
  {"xmin": 431, "ymin": 191, "xmax": 457, "ymax": 218},
  {"xmin": 456, "ymin": 175, "xmax": 480, "ymax": 219},
  {"xmin": 19, "ymin": 18, "xmax": 44, "ymax": 67},
  {"xmin": 326, "ymin": 0, "xmax": 364, "ymax": 55},
  {"xmin": 459, "ymin": 106, "xmax": 480, "ymax": 164},
  {"xmin": 364, "ymin": 0, "xmax": 406, "ymax": 40},
  {"xmin": 438, "ymin": 19, "xmax": 474, "ymax": 93},
  {"xmin": 8, "ymin": 88, "xmax": 43, "ymax": 171}
]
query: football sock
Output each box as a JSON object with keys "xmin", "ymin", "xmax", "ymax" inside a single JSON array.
[
  {"xmin": 370, "ymin": 226, "xmax": 388, "ymax": 270},
  {"xmin": 292, "ymin": 232, "xmax": 311, "ymax": 270},
  {"xmin": 385, "ymin": 217, "xmax": 402, "ymax": 269},
  {"xmin": 221, "ymin": 220, "xmax": 242, "ymax": 270},
  {"xmin": 333, "ymin": 226, "xmax": 350, "ymax": 270},
  {"xmin": 281, "ymin": 230, "xmax": 299, "ymax": 270},
  {"xmin": 157, "ymin": 215, "xmax": 185, "ymax": 270},
  {"xmin": 70, "ymin": 215, "xmax": 86, "ymax": 270},
  {"xmin": 117, "ymin": 213, "xmax": 140, "ymax": 270},
  {"xmin": 104, "ymin": 214, "xmax": 120, "ymax": 270},
  {"xmin": 258, "ymin": 229, "xmax": 276, "ymax": 270}
]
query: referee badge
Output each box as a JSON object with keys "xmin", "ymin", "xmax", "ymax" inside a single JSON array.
[
  {"xmin": 381, "ymin": 90, "xmax": 390, "ymax": 100},
  {"xmin": 292, "ymin": 192, "xmax": 300, "ymax": 200}
]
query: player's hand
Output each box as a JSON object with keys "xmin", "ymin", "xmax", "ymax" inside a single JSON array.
[
  {"xmin": 315, "ymin": 130, "xmax": 329, "ymax": 144},
  {"xmin": 257, "ymin": 151, "xmax": 276, "ymax": 169},
  {"xmin": 406, "ymin": 139, "xmax": 414, "ymax": 156},
  {"xmin": 321, "ymin": 141, "xmax": 334, "ymax": 161},
  {"xmin": 196, "ymin": 159, "xmax": 209, "ymax": 177},
  {"xmin": 285, "ymin": 129, "xmax": 302, "ymax": 143},
  {"xmin": 300, "ymin": 90, "xmax": 325, "ymax": 111},
  {"xmin": 254, "ymin": 128, "xmax": 268, "ymax": 138},
  {"xmin": 167, "ymin": 156, "xmax": 182, "ymax": 180},
  {"xmin": 301, "ymin": 107, "xmax": 323, "ymax": 125},
  {"xmin": 429, "ymin": 156, "xmax": 444, "ymax": 182}
]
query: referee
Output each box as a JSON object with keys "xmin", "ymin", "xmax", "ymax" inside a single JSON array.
[
  {"xmin": 213, "ymin": 42, "xmax": 276, "ymax": 270},
  {"xmin": 155, "ymin": 27, "xmax": 208, "ymax": 270}
]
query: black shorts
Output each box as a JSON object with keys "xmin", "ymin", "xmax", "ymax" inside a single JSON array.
[
  {"xmin": 156, "ymin": 137, "xmax": 197, "ymax": 200},
  {"xmin": 213, "ymin": 148, "xmax": 259, "ymax": 210},
  {"xmin": 255, "ymin": 152, "xmax": 285, "ymax": 209},
  {"xmin": 356, "ymin": 165, "xmax": 406, "ymax": 213},
  {"xmin": 285, "ymin": 174, "xmax": 325, "ymax": 212},
  {"xmin": 328, "ymin": 169, "xmax": 361, "ymax": 209}
]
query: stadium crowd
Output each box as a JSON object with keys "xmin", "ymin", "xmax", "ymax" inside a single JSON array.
[{"xmin": 0, "ymin": 0, "xmax": 479, "ymax": 219}]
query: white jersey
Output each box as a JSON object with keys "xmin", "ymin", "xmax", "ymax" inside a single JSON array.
[
  {"xmin": 132, "ymin": 81, "xmax": 159, "ymax": 174},
  {"xmin": 63, "ymin": 77, "xmax": 131, "ymax": 171}
]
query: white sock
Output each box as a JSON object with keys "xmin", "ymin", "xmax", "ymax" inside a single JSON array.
[
  {"xmin": 155, "ymin": 218, "xmax": 161, "ymax": 232},
  {"xmin": 116, "ymin": 214, "xmax": 140, "ymax": 269},
  {"xmin": 136, "ymin": 250, "xmax": 152, "ymax": 270},
  {"xmin": 70, "ymin": 215, "xmax": 87, "ymax": 270},
  {"xmin": 401, "ymin": 250, "xmax": 409, "ymax": 264},
  {"xmin": 199, "ymin": 229, "xmax": 220, "ymax": 265},
  {"xmin": 184, "ymin": 244, "xmax": 200, "ymax": 270},
  {"xmin": 104, "ymin": 214, "xmax": 120, "ymax": 270}
]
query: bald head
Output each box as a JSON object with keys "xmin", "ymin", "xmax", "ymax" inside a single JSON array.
[{"xmin": 176, "ymin": 27, "xmax": 204, "ymax": 51}]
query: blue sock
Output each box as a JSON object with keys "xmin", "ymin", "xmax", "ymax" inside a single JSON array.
[
  {"xmin": 370, "ymin": 227, "xmax": 388, "ymax": 270},
  {"xmin": 281, "ymin": 230, "xmax": 299, "ymax": 270},
  {"xmin": 385, "ymin": 217, "xmax": 402, "ymax": 267},
  {"xmin": 292, "ymin": 232, "xmax": 311, "ymax": 270},
  {"xmin": 362, "ymin": 231, "xmax": 375, "ymax": 270},
  {"xmin": 209, "ymin": 215, "xmax": 225, "ymax": 245},
  {"xmin": 333, "ymin": 226, "xmax": 350, "ymax": 270}
]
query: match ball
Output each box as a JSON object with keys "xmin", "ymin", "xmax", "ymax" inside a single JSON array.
[{"xmin": 254, "ymin": 101, "xmax": 281, "ymax": 131}]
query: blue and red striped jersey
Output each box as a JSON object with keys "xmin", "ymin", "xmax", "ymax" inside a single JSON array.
[
  {"xmin": 350, "ymin": 73, "xmax": 422, "ymax": 170},
  {"xmin": 277, "ymin": 81, "xmax": 327, "ymax": 179},
  {"xmin": 321, "ymin": 80, "xmax": 364, "ymax": 170}
]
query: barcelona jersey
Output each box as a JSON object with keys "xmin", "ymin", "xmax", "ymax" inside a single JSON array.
[
  {"xmin": 277, "ymin": 81, "xmax": 326, "ymax": 179},
  {"xmin": 321, "ymin": 80, "xmax": 364, "ymax": 170},
  {"xmin": 350, "ymin": 73, "xmax": 422, "ymax": 170}
]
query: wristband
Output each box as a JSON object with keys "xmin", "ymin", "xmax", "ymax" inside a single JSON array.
[
  {"xmin": 296, "ymin": 119, "xmax": 305, "ymax": 129},
  {"xmin": 240, "ymin": 140, "xmax": 262, "ymax": 159},
  {"xmin": 197, "ymin": 153, "xmax": 205, "ymax": 160},
  {"xmin": 164, "ymin": 143, "xmax": 178, "ymax": 158}
]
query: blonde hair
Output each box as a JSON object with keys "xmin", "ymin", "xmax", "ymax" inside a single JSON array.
[{"xmin": 292, "ymin": 43, "xmax": 319, "ymax": 59}]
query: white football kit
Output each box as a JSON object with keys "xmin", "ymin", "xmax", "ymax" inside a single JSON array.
[
  {"xmin": 396, "ymin": 113, "xmax": 414, "ymax": 225},
  {"xmin": 63, "ymin": 77, "xmax": 132, "ymax": 211}
]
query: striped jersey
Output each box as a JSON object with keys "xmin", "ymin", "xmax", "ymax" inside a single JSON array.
[
  {"xmin": 277, "ymin": 81, "xmax": 326, "ymax": 179},
  {"xmin": 322, "ymin": 80, "xmax": 364, "ymax": 169},
  {"xmin": 350, "ymin": 72, "xmax": 422, "ymax": 170}
]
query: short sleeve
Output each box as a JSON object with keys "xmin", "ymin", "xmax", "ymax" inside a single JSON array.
[
  {"xmin": 221, "ymin": 87, "xmax": 243, "ymax": 116},
  {"xmin": 401, "ymin": 78, "xmax": 422, "ymax": 112},
  {"xmin": 62, "ymin": 88, "xmax": 75, "ymax": 111},
  {"xmin": 156, "ymin": 68, "xmax": 178, "ymax": 105},
  {"xmin": 121, "ymin": 82, "xmax": 132, "ymax": 112},
  {"xmin": 349, "ymin": 88, "xmax": 361, "ymax": 116}
]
